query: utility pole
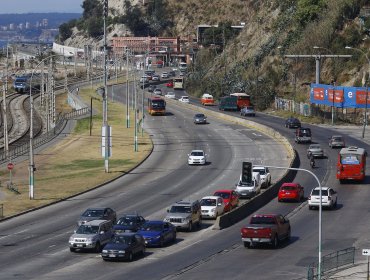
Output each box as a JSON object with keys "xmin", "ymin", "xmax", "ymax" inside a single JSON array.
[
  {"xmin": 102, "ymin": 0, "xmax": 110, "ymax": 173},
  {"xmin": 126, "ymin": 48, "xmax": 130, "ymax": 128}
]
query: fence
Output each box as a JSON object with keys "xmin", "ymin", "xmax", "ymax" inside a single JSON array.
[
  {"xmin": 307, "ymin": 247, "xmax": 355, "ymax": 279},
  {"xmin": 0, "ymin": 107, "xmax": 90, "ymax": 164},
  {"xmin": 275, "ymin": 97, "xmax": 366, "ymax": 125}
]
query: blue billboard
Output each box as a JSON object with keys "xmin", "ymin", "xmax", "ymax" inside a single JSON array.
[{"xmin": 310, "ymin": 83, "xmax": 370, "ymax": 108}]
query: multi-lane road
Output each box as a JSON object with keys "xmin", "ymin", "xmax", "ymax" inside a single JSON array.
[{"xmin": 0, "ymin": 73, "xmax": 369, "ymax": 280}]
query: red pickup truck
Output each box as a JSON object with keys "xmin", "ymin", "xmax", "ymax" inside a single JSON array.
[{"xmin": 240, "ymin": 214, "xmax": 291, "ymax": 248}]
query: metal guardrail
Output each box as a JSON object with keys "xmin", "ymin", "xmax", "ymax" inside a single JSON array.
[{"xmin": 307, "ymin": 247, "xmax": 355, "ymax": 279}]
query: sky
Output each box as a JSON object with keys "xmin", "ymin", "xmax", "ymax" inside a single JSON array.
[{"xmin": 0, "ymin": 0, "xmax": 84, "ymax": 14}]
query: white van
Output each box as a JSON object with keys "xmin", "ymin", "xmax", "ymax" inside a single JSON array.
[{"xmin": 235, "ymin": 172, "xmax": 261, "ymax": 198}]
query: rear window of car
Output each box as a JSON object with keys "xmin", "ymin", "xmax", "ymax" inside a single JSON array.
[
  {"xmin": 311, "ymin": 189, "xmax": 328, "ymax": 196},
  {"xmin": 281, "ymin": 186, "xmax": 297, "ymax": 190},
  {"xmin": 214, "ymin": 192, "xmax": 230, "ymax": 199},
  {"xmin": 250, "ymin": 216, "xmax": 275, "ymax": 224}
]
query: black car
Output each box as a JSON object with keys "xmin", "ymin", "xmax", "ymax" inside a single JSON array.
[
  {"xmin": 193, "ymin": 113, "xmax": 207, "ymax": 124},
  {"xmin": 113, "ymin": 214, "xmax": 146, "ymax": 233},
  {"xmin": 285, "ymin": 117, "xmax": 301, "ymax": 128},
  {"xmin": 101, "ymin": 233, "xmax": 145, "ymax": 261},
  {"xmin": 77, "ymin": 207, "xmax": 117, "ymax": 226}
]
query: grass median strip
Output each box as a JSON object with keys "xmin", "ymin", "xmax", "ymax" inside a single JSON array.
[{"xmin": 0, "ymin": 86, "xmax": 152, "ymax": 218}]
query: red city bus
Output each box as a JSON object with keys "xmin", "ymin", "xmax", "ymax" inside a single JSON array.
[
  {"xmin": 337, "ymin": 146, "xmax": 366, "ymax": 183},
  {"xmin": 230, "ymin": 93, "xmax": 251, "ymax": 110},
  {"xmin": 147, "ymin": 96, "xmax": 166, "ymax": 116}
]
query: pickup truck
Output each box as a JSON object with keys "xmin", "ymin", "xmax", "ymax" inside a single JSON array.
[{"xmin": 240, "ymin": 214, "xmax": 291, "ymax": 248}]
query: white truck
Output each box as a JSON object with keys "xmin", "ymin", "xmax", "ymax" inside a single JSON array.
[{"xmin": 235, "ymin": 172, "xmax": 261, "ymax": 198}]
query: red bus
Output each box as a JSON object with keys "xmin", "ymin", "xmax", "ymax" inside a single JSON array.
[
  {"xmin": 230, "ymin": 93, "xmax": 251, "ymax": 110},
  {"xmin": 147, "ymin": 96, "xmax": 166, "ymax": 116},
  {"xmin": 337, "ymin": 146, "xmax": 366, "ymax": 183}
]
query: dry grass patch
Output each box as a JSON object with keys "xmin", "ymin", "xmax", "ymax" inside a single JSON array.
[{"xmin": 0, "ymin": 86, "xmax": 152, "ymax": 218}]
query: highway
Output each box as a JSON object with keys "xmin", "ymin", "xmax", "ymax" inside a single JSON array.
[
  {"xmin": 0, "ymin": 70, "xmax": 369, "ymax": 279},
  {"xmin": 0, "ymin": 80, "xmax": 290, "ymax": 280}
]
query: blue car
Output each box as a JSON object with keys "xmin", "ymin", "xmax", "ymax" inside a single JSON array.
[{"xmin": 137, "ymin": 221, "xmax": 176, "ymax": 247}]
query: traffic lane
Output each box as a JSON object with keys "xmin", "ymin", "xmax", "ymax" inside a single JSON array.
[{"xmin": 0, "ymin": 96, "xmax": 276, "ymax": 278}]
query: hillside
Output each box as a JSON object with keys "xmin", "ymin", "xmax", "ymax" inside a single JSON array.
[{"xmin": 63, "ymin": 0, "xmax": 370, "ymax": 110}]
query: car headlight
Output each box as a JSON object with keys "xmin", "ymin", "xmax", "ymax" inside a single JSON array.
[
  {"xmin": 210, "ymin": 208, "xmax": 216, "ymax": 212},
  {"xmin": 153, "ymin": 235, "xmax": 161, "ymax": 240},
  {"xmin": 102, "ymin": 250, "xmax": 108, "ymax": 253},
  {"xmin": 164, "ymin": 217, "xmax": 170, "ymax": 222},
  {"xmin": 118, "ymin": 250, "xmax": 125, "ymax": 253},
  {"xmin": 69, "ymin": 237, "xmax": 74, "ymax": 242},
  {"xmin": 86, "ymin": 237, "xmax": 95, "ymax": 242}
]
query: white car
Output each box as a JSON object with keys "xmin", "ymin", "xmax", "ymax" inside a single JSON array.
[
  {"xmin": 235, "ymin": 172, "xmax": 261, "ymax": 198},
  {"xmin": 200, "ymin": 196, "xmax": 225, "ymax": 219},
  {"xmin": 252, "ymin": 166, "xmax": 271, "ymax": 188},
  {"xmin": 188, "ymin": 150, "xmax": 207, "ymax": 165},
  {"xmin": 308, "ymin": 187, "xmax": 337, "ymax": 210},
  {"xmin": 165, "ymin": 92, "xmax": 176, "ymax": 99},
  {"xmin": 161, "ymin": 72, "xmax": 169, "ymax": 78},
  {"xmin": 179, "ymin": 96, "xmax": 189, "ymax": 103}
]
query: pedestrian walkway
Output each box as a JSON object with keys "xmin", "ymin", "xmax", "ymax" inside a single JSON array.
[{"xmin": 316, "ymin": 123, "xmax": 370, "ymax": 146}]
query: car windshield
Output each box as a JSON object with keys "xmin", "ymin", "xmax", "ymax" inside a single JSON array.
[
  {"xmin": 169, "ymin": 206, "xmax": 192, "ymax": 213},
  {"xmin": 191, "ymin": 151, "xmax": 204, "ymax": 156},
  {"xmin": 195, "ymin": 114, "xmax": 205, "ymax": 118},
  {"xmin": 245, "ymin": 107, "xmax": 254, "ymax": 110},
  {"xmin": 76, "ymin": 225, "xmax": 99, "ymax": 234},
  {"xmin": 82, "ymin": 209, "xmax": 104, "ymax": 217},
  {"xmin": 200, "ymin": 199, "xmax": 216, "ymax": 206},
  {"xmin": 111, "ymin": 235, "xmax": 133, "ymax": 244},
  {"xmin": 214, "ymin": 192, "xmax": 230, "ymax": 199},
  {"xmin": 298, "ymin": 128, "xmax": 311, "ymax": 137},
  {"xmin": 250, "ymin": 216, "xmax": 276, "ymax": 224},
  {"xmin": 310, "ymin": 145, "xmax": 321, "ymax": 149},
  {"xmin": 182, "ymin": 96, "xmax": 189, "ymax": 100},
  {"xmin": 117, "ymin": 217, "xmax": 136, "ymax": 226},
  {"xmin": 311, "ymin": 189, "xmax": 328, "ymax": 196},
  {"xmin": 141, "ymin": 223, "xmax": 163, "ymax": 231}
]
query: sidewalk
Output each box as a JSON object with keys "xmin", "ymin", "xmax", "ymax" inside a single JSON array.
[
  {"xmin": 327, "ymin": 261, "xmax": 369, "ymax": 279},
  {"xmin": 316, "ymin": 123, "xmax": 370, "ymax": 146}
]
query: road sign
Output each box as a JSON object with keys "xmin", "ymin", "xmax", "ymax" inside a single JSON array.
[
  {"xmin": 7, "ymin": 163, "xmax": 14, "ymax": 170},
  {"xmin": 362, "ymin": 249, "xmax": 370, "ymax": 256}
]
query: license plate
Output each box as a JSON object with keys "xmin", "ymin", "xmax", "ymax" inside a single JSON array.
[
  {"xmin": 252, "ymin": 238, "xmax": 259, "ymax": 242},
  {"xmin": 109, "ymin": 254, "xmax": 116, "ymax": 258}
]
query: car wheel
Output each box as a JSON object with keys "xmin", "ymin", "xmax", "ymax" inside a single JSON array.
[
  {"xmin": 286, "ymin": 228, "xmax": 291, "ymax": 241},
  {"xmin": 309, "ymin": 205, "xmax": 313, "ymax": 210},
  {"xmin": 127, "ymin": 252, "xmax": 133, "ymax": 262},
  {"xmin": 70, "ymin": 248, "xmax": 76, "ymax": 253},
  {"xmin": 159, "ymin": 238, "xmax": 165, "ymax": 248},
  {"xmin": 272, "ymin": 235, "xmax": 279, "ymax": 248},
  {"xmin": 188, "ymin": 222, "xmax": 193, "ymax": 232},
  {"xmin": 141, "ymin": 247, "xmax": 146, "ymax": 256},
  {"xmin": 172, "ymin": 232, "xmax": 177, "ymax": 243},
  {"xmin": 197, "ymin": 217, "xmax": 202, "ymax": 228},
  {"xmin": 243, "ymin": 241, "xmax": 250, "ymax": 248},
  {"xmin": 95, "ymin": 242, "xmax": 101, "ymax": 253}
]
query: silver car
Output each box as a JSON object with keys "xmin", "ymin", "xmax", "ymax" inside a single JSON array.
[
  {"xmin": 77, "ymin": 207, "xmax": 117, "ymax": 226},
  {"xmin": 329, "ymin": 135, "xmax": 345, "ymax": 148},
  {"xmin": 307, "ymin": 144, "xmax": 324, "ymax": 158},
  {"xmin": 69, "ymin": 220, "xmax": 114, "ymax": 252}
]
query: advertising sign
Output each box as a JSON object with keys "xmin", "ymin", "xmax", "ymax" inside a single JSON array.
[{"xmin": 310, "ymin": 84, "xmax": 370, "ymax": 108}]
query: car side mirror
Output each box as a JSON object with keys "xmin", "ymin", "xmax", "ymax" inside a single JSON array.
[
  {"xmin": 167, "ymin": 208, "xmax": 170, "ymax": 212},
  {"xmin": 100, "ymin": 231, "xmax": 105, "ymax": 234},
  {"xmin": 74, "ymin": 230, "xmax": 77, "ymax": 233}
]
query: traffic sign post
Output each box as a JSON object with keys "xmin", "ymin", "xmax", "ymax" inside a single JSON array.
[
  {"xmin": 362, "ymin": 249, "xmax": 370, "ymax": 280},
  {"xmin": 7, "ymin": 162, "xmax": 14, "ymax": 187}
]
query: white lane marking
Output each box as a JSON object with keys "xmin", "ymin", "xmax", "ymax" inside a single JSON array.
[
  {"xmin": 0, "ymin": 229, "xmax": 27, "ymax": 240},
  {"xmin": 252, "ymin": 132, "xmax": 262, "ymax": 136}
]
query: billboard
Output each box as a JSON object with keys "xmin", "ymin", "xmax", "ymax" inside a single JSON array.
[{"xmin": 310, "ymin": 83, "xmax": 370, "ymax": 108}]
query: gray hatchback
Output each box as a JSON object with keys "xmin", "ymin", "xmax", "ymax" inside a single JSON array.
[{"xmin": 193, "ymin": 113, "xmax": 207, "ymax": 124}]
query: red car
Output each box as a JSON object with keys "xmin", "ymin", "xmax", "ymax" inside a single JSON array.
[
  {"xmin": 213, "ymin": 190, "xmax": 239, "ymax": 212},
  {"xmin": 278, "ymin": 183, "xmax": 304, "ymax": 202},
  {"xmin": 166, "ymin": 81, "xmax": 174, "ymax": 88}
]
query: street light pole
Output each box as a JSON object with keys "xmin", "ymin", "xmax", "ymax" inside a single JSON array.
[
  {"xmin": 345, "ymin": 46, "xmax": 370, "ymax": 138},
  {"xmin": 126, "ymin": 48, "xmax": 130, "ymax": 128},
  {"xmin": 102, "ymin": 0, "xmax": 110, "ymax": 172}
]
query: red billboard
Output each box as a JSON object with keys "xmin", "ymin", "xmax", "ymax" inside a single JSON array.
[
  {"xmin": 355, "ymin": 90, "xmax": 370, "ymax": 105},
  {"xmin": 313, "ymin": 88, "xmax": 325, "ymax": 100},
  {"xmin": 328, "ymin": 89, "xmax": 344, "ymax": 103}
]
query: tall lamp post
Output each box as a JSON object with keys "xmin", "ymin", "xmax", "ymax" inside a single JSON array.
[
  {"xmin": 345, "ymin": 46, "xmax": 370, "ymax": 138},
  {"xmin": 313, "ymin": 46, "xmax": 337, "ymax": 126},
  {"xmin": 102, "ymin": 0, "xmax": 110, "ymax": 172}
]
